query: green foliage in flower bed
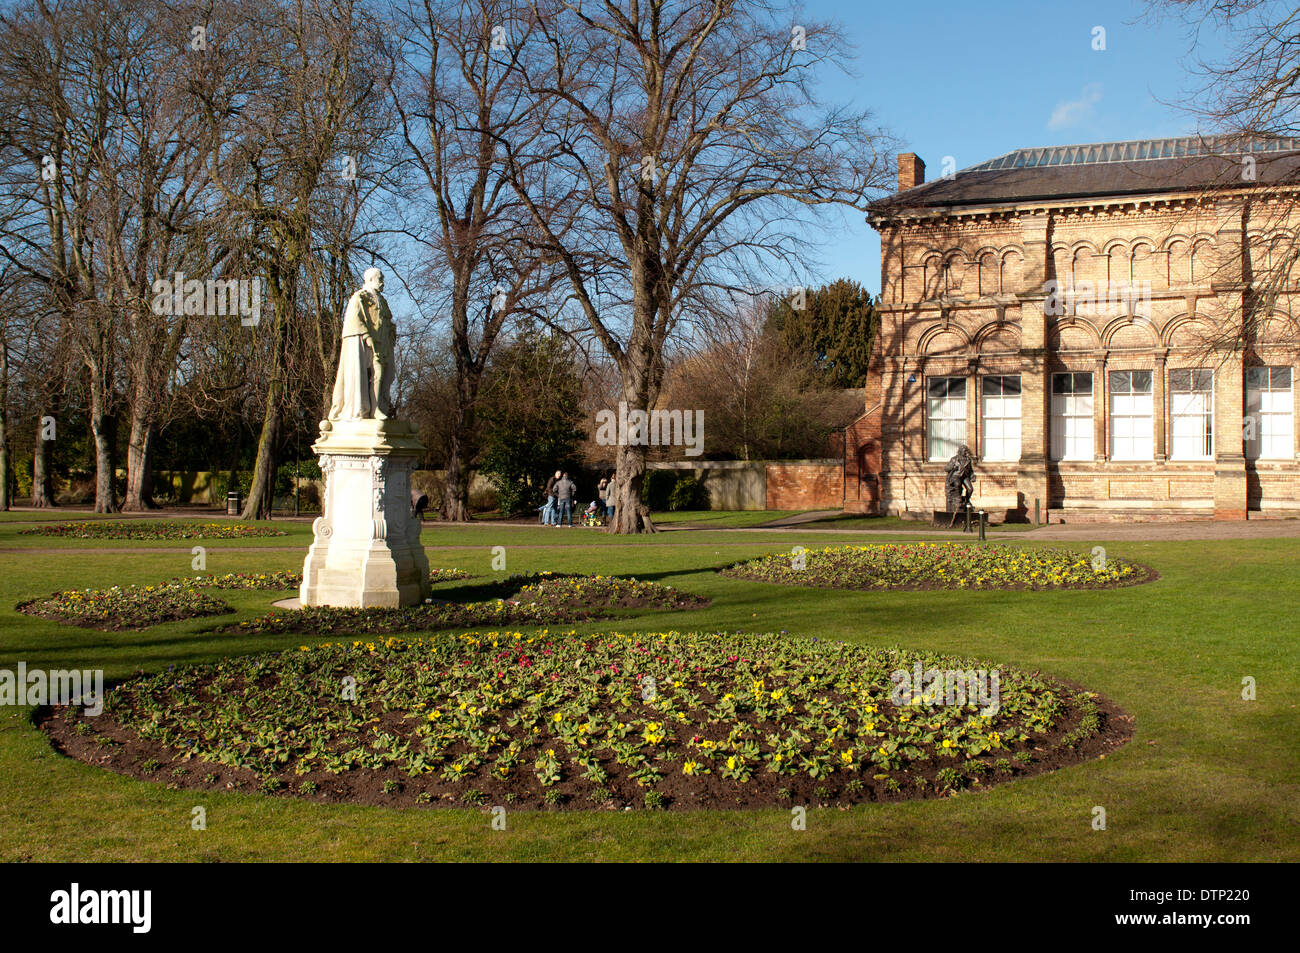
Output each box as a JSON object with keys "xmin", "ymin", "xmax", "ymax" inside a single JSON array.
[
  {"xmin": 516, "ymin": 573, "xmax": 709, "ymax": 610},
  {"xmin": 192, "ymin": 571, "xmax": 303, "ymax": 590},
  {"xmin": 194, "ymin": 569, "xmax": 472, "ymax": 591},
  {"xmin": 722, "ymin": 543, "xmax": 1152, "ymax": 591},
  {"xmin": 85, "ymin": 629, "xmax": 1116, "ymax": 809},
  {"xmin": 429, "ymin": 568, "xmax": 473, "ymax": 583},
  {"xmin": 19, "ymin": 520, "xmax": 286, "ymax": 540},
  {"xmin": 17, "ymin": 582, "xmax": 233, "ymax": 631},
  {"xmin": 219, "ymin": 574, "xmax": 701, "ymax": 636},
  {"xmin": 222, "ymin": 600, "xmax": 607, "ymax": 636}
]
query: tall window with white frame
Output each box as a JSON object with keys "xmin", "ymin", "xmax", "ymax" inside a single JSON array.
[
  {"xmin": 927, "ymin": 376, "xmax": 966, "ymax": 462},
  {"xmin": 1246, "ymin": 367, "xmax": 1294, "ymax": 460},
  {"xmin": 1109, "ymin": 369, "xmax": 1154, "ymax": 460},
  {"xmin": 981, "ymin": 375, "xmax": 1021, "ymax": 461},
  {"xmin": 1169, "ymin": 368, "xmax": 1214, "ymax": 460},
  {"xmin": 1051, "ymin": 372, "xmax": 1093, "ymax": 461}
]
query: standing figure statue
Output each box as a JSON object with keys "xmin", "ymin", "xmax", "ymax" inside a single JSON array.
[
  {"xmin": 328, "ymin": 267, "xmax": 396, "ymax": 421},
  {"xmin": 944, "ymin": 445, "xmax": 976, "ymax": 514}
]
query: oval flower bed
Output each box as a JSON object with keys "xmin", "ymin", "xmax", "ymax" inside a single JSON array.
[
  {"xmin": 188, "ymin": 568, "xmax": 472, "ymax": 591},
  {"xmin": 722, "ymin": 543, "xmax": 1153, "ymax": 591},
  {"xmin": 515, "ymin": 574, "xmax": 709, "ymax": 611},
  {"xmin": 20, "ymin": 520, "xmax": 286, "ymax": 540},
  {"xmin": 191, "ymin": 571, "xmax": 304, "ymax": 590},
  {"xmin": 43, "ymin": 630, "xmax": 1129, "ymax": 809},
  {"xmin": 220, "ymin": 601, "xmax": 609, "ymax": 636},
  {"xmin": 18, "ymin": 582, "xmax": 233, "ymax": 631},
  {"xmin": 217, "ymin": 573, "xmax": 705, "ymax": 637}
]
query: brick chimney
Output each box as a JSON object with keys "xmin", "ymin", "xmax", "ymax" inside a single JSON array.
[{"xmin": 897, "ymin": 153, "xmax": 925, "ymax": 192}]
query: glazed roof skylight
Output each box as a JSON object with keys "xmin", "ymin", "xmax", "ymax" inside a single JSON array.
[{"xmin": 965, "ymin": 136, "xmax": 1300, "ymax": 173}]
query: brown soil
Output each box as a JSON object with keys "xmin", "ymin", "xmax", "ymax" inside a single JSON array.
[{"xmin": 38, "ymin": 681, "xmax": 1132, "ymax": 812}]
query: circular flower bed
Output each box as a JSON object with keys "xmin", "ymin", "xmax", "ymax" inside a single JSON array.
[
  {"xmin": 20, "ymin": 520, "xmax": 286, "ymax": 540},
  {"xmin": 44, "ymin": 630, "xmax": 1129, "ymax": 809},
  {"xmin": 18, "ymin": 582, "xmax": 232, "ymax": 631},
  {"xmin": 722, "ymin": 543, "xmax": 1153, "ymax": 591}
]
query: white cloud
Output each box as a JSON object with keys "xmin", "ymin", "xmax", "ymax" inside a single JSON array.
[{"xmin": 1048, "ymin": 83, "xmax": 1103, "ymax": 131}]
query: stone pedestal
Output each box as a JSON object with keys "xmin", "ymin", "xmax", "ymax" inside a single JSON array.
[{"xmin": 300, "ymin": 418, "xmax": 431, "ymax": 608}]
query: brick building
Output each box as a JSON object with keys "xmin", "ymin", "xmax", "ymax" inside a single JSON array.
[{"xmin": 844, "ymin": 136, "xmax": 1300, "ymax": 521}]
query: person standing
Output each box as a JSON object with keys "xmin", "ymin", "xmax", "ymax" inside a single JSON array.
[
  {"xmin": 542, "ymin": 470, "xmax": 561, "ymax": 526},
  {"xmin": 602, "ymin": 471, "xmax": 616, "ymax": 520},
  {"xmin": 556, "ymin": 471, "xmax": 576, "ymax": 527}
]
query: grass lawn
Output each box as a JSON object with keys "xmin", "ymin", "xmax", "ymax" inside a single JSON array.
[{"xmin": 0, "ymin": 517, "xmax": 1296, "ymax": 861}]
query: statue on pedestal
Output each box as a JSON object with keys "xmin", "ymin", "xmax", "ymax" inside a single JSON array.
[{"xmin": 301, "ymin": 267, "xmax": 430, "ymax": 609}]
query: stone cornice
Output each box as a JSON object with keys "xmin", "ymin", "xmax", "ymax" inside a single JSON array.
[{"xmin": 866, "ymin": 184, "xmax": 1300, "ymax": 231}]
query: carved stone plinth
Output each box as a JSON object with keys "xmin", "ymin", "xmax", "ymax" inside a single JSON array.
[{"xmin": 300, "ymin": 418, "xmax": 431, "ymax": 608}]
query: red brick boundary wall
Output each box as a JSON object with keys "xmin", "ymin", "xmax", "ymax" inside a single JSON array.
[{"xmin": 765, "ymin": 461, "xmax": 844, "ymax": 510}]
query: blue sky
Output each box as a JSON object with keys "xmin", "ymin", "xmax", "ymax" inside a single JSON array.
[{"xmin": 801, "ymin": 0, "xmax": 1229, "ymax": 295}]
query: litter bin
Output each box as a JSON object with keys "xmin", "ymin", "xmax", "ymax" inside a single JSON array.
[{"xmin": 226, "ymin": 491, "xmax": 242, "ymax": 516}]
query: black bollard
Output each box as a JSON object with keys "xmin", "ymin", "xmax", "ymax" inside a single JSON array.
[{"xmin": 978, "ymin": 510, "xmax": 987, "ymax": 541}]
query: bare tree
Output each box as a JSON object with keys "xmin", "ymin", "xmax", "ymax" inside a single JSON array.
[
  {"xmin": 84, "ymin": 1, "xmax": 216, "ymax": 510},
  {"xmin": 193, "ymin": 0, "xmax": 392, "ymax": 519},
  {"xmin": 0, "ymin": 0, "xmax": 127, "ymax": 511},
  {"xmin": 386, "ymin": 0, "xmax": 560, "ymax": 520},
  {"xmin": 1152, "ymin": 0, "xmax": 1300, "ymax": 355},
  {"xmin": 501, "ymin": 0, "xmax": 892, "ymax": 531}
]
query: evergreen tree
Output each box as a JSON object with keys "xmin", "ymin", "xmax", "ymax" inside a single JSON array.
[
  {"xmin": 478, "ymin": 328, "xmax": 584, "ymax": 516},
  {"xmin": 768, "ymin": 279, "xmax": 878, "ymax": 388}
]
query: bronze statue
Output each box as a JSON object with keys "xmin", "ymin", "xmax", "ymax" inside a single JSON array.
[{"xmin": 944, "ymin": 445, "xmax": 976, "ymax": 515}]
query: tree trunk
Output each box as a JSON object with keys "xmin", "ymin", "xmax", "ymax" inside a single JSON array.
[
  {"xmin": 0, "ymin": 341, "xmax": 8, "ymax": 511},
  {"xmin": 122, "ymin": 406, "xmax": 159, "ymax": 510},
  {"xmin": 441, "ymin": 366, "xmax": 481, "ymax": 522},
  {"xmin": 90, "ymin": 413, "xmax": 116, "ymax": 513},
  {"xmin": 88, "ymin": 370, "xmax": 118, "ymax": 514},
  {"xmin": 442, "ymin": 429, "xmax": 472, "ymax": 521},
  {"xmin": 609, "ymin": 442, "xmax": 656, "ymax": 534},
  {"xmin": 242, "ymin": 267, "xmax": 292, "ymax": 522},
  {"xmin": 241, "ymin": 394, "xmax": 280, "ymax": 520},
  {"xmin": 32, "ymin": 418, "xmax": 56, "ymax": 507}
]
